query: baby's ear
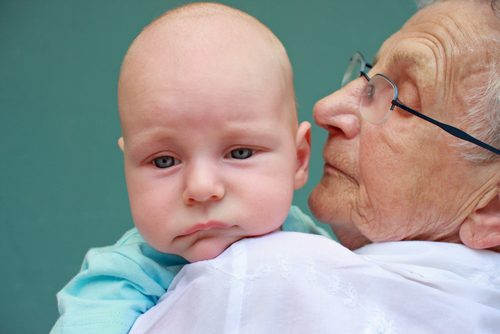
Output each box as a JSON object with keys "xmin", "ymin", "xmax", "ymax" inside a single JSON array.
[
  {"xmin": 293, "ymin": 121, "xmax": 311, "ymax": 190},
  {"xmin": 118, "ymin": 137, "xmax": 125, "ymax": 152},
  {"xmin": 459, "ymin": 187, "xmax": 500, "ymax": 250}
]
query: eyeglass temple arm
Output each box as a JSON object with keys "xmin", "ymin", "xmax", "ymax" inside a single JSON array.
[{"xmin": 393, "ymin": 100, "xmax": 500, "ymax": 155}]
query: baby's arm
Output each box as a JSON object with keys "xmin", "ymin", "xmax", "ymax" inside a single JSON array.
[
  {"xmin": 282, "ymin": 205, "xmax": 333, "ymax": 238},
  {"xmin": 50, "ymin": 228, "xmax": 187, "ymax": 334}
]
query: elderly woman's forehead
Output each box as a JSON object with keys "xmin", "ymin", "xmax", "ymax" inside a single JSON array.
[
  {"xmin": 403, "ymin": 0, "xmax": 499, "ymax": 45},
  {"xmin": 374, "ymin": 1, "xmax": 498, "ymax": 74}
]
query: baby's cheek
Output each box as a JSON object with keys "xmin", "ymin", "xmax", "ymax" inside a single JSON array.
[
  {"xmin": 130, "ymin": 194, "xmax": 169, "ymax": 244},
  {"xmin": 253, "ymin": 184, "xmax": 294, "ymax": 233}
]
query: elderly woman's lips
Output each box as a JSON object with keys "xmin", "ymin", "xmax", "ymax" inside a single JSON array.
[
  {"xmin": 324, "ymin": 162, "xmax": 344, "ymax": 174},
  {"xmin": 324, "ymin": 163, "xmax": 358, "ymax": 185},
  {"xmin": 180, "ymin": 222, "xmax": 231, "ymax": 236}
]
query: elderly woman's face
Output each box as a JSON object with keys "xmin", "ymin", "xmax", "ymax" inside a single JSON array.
[{"xmin": 309, "ymin": 1, "xmax": 499, "ymax": 249}]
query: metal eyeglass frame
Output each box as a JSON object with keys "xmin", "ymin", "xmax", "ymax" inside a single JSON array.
[{"xmin": 346, "ymin": 52, "xmax": 499, "ymax": 155}]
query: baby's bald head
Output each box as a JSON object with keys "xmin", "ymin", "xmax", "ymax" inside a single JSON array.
[{"xmin": 117, "ymin": 2, "xmax": 297, "ymax": 138}]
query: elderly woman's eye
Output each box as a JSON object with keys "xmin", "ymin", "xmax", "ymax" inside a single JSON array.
[
  {"xmin": 152, "ymin": 156, "xmax": 180, "ymax": 168},
  {"xmin": 229, "ymin": 148, "xmax": 254, "ymax": 159},
  {"xmin": 365, "ymin": 83, "xmax": 376, "ymax": 99}
]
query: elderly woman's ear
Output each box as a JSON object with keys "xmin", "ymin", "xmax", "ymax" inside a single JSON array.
[{"xmin": 459, "ymin": 188, "xmax": 500, "ymax": 251}]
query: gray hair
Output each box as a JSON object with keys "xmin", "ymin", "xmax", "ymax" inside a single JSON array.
[
  {"xmin": 414, "ymin": 0, "xmax": 500, "ymax": 163},
  {"xmin": 416, "ymin": 0, "xmax": 499, "ymax": 12}
]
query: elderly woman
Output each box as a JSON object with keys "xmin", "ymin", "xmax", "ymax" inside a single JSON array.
[
  {"xmin": 309, "ymin": 0, "xmax": 500, "ymax": 252},
  {"xmin": 53, "ymin": 0, "xmax": 499, "ymax": 333}
]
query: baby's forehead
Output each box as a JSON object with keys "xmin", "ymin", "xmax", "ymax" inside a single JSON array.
[
  {"xmin": 122, "ymin": 86, "xmax": 296, "ymax": 126},
  {"xmin": 120, "ymin": 46, "xmax": 295, "ymax": 128},
  {"xmin": 119, "ymin": 3, "xmax": 297, "ymax": 136}
]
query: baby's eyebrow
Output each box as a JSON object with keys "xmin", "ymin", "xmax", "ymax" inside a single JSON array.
[
  {"xmin": 125, "ymin": 129, "xmax": 175, "ymax": 152},
  {"xmin": 128, "ymin": 131, "xmax": 161, "ymax": 145}
]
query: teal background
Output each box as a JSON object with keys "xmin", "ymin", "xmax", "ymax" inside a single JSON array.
[{"xmin": 0, "ymin": 1, "xmax": 415, "ymax": 333}]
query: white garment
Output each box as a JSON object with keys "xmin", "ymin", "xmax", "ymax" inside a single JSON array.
[{"xmin": 130, "ymin": 232, "xmax": 500, "ymax": 334}]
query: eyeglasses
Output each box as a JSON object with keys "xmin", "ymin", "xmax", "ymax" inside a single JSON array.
[{"xmin": 343, "ymin": 52, "xmax": 500, "ymax": 155}]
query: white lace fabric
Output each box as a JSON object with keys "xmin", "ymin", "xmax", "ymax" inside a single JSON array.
[{"xmin": 130, "ymin": 232, "xmax": 500, "ymax": 334}]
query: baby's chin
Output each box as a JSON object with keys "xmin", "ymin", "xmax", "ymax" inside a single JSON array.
[{"xmin": 180, "ymin": 235, "xmax": 245, "ymax": 262}]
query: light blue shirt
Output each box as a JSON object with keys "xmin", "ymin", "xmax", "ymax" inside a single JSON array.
[{"xmin": 50, "ymin": 206, "xmax": 332, "ymax": 334}]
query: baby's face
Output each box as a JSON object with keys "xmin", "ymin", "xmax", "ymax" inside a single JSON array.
[{"xmin": 118, "ymin": 22, "xmax": 309, "ymax": 261}]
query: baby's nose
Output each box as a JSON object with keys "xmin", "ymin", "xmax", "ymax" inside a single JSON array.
[{"xmin": 182, "ymin": 164, "xmax": 225, "ymax": 205}]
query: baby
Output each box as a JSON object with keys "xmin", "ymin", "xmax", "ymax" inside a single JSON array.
[
  {"xmin": 117, "ymin": 2, "xmax": 311, "ymax": 263},
  {"xmin": 51, "ymin": 3, "xmax": 330, "ymax": 333}
]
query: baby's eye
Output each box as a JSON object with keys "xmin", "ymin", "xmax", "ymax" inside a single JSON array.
[
  {"xmin": 152, "ymin": 156, "xmax": 180, "ymax": 169},
  {"xmin": 229, "ymin": 148, "xmax": 254, "ymax": 160}
]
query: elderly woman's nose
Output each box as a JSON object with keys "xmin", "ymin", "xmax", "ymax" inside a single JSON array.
[{"xmin": 313, "ymin": 84, "xmax": 361, "ymax": 139}]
